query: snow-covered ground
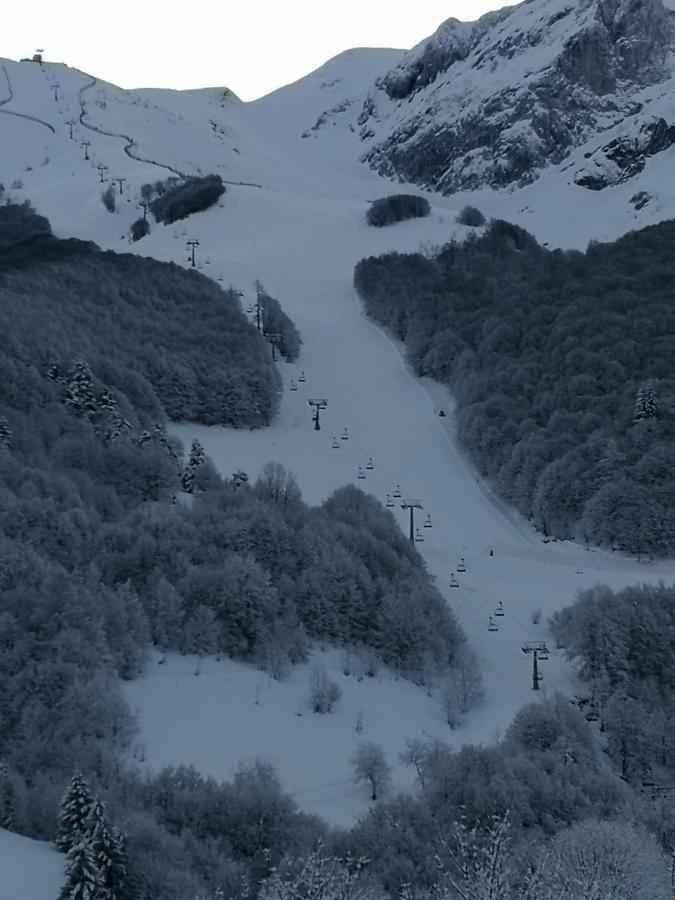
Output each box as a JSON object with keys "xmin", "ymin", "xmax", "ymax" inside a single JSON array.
[
  {"xmin": 0, "ymin": 829, "xmax": 64, "ymax": 900},
  {"xmin": 2, "ymin": 54, "xmax": 675, "ymax": 827}
]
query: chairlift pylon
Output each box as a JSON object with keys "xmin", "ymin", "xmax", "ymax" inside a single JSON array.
[
  {"xmin": 449, "ymin": 573, "xmax": 459, "ymax": 588},
  {"xmin": 423, "ymin": 514, "xmax": 432, "ymax": 529},
  {"xmin": 488, "ymin": 616, "xmax": 498, "ymax": 632},
  {"xmin": 457, "ymin": 557, "xmax": 466, "ymax": 573},
  {"xmin": 494, "ymin": 600, "xmax": 505, "ymax": 617},
  {"xmin": 415, "ymin": 528, "xmax": 424, "ymax": 543},
  {"xmin": 393, "ymin": 484, "xmax": 402, "ymax": 499},
  {"xmin": 365, "ymin": 457, "xmax": 374, "ymax": 470},
  {"xmin": 385, "ymin": 494, "xmax": 395, "ymax": 508}
]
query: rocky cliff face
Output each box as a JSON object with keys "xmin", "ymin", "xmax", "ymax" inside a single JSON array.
[{"xmin": 354, "ymin": 0, "xmax": 674, "ymax": 194}]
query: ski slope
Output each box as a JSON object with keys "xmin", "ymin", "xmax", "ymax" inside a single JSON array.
[
  {"xmin": 0, "ymin": 829, "xmax": 64, "ymax": 900},
  {"xmin": 2, "ymin": 55, "xmax": 675, "ymax": 827}
]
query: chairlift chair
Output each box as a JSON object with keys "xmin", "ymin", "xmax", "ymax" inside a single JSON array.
[
  {"xmin": 423, "ymin": 514, "xmax": 432, "ymax": 528},
  {"xmin": 537, "ymin": 646, "xmax": 549, "ymax": 661},
  {"xmin": 332, "ymin": 436, "xmax": 340, "ymax": 449},
  {"xmin": 365, "ymin": 457, "xmax": 374, "ymax": 470},
  {"xmin": 415, "ymin": 528, "xmax": 424, "ymax": 543},
  {"xmin": 494, "ymin": 600, "xmax": 505, "ymax": 617},
  {"xmin": 449, "ymin": 573, "xmax": 459, "ymax": 588},
  {"xmin": 357, "ymin": 467, "xmax": 366, "ymax": 480},
  {"xmin": 393, "ymin": 484, "xmax": 402, "ymax": 499},
  {"xmin": 298, "ymin": 371, "xmax": 306, "ymax": 383},
  {"xmin": 341, "ymin": 427, "xmax": 349, "ymax": 441},
  {"xmin": 585, "ymin": 708, "xmax": 600, "ymax": 723},
  {"xmin": 457, "ymin": 557, "xmax": 466, "ymax": 573},
  {"xmin": 385, "ymin": 494, "xmax": 395, "ymax": 508},
  {"xmin": 290, "ymin": 380, "xmax": 298, "ymax": 392},
  {"xmin": 488, "ymin": 616, "xmax": 498, "ymax": 632}
]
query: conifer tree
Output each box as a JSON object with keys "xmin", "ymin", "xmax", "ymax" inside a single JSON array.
[
  {"xmin": 0, "ymin": 760, "xmax": 15, "ymax": 830},
  {"xmin": 59, "ymin": 836, "xmax": 100, "ymax": 900},
  {"xmin": 634, "ymin": 380, "xmax": 659, "ymax": 421},
  {"xmin": 91, "ymin": 812, "xmax": 130, "ymax": 900},
  {"xmin": 65, "ymin": 362, "xmax": 98, "ymax": 419},
  {"xmin": 0, "ymin": 416, "xmax": 11, "ymax": 450},
  {"xmin": 56, "ymin": 773, "xmax": 95, "ymax": 853},
  {"xmin": 181, "ymin": 439, "xmax": 206, "ymax": 493}
]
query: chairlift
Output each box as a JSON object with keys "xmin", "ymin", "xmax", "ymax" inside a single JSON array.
[
  {"xmin": 585, "ymin": 708, "xmax": 600, "ymax": 723},
  {"xmin": 204, "ymin": 256, "xmax": 211, "ymax": 264},
  {"xmin": 457, "ymin": 557, "xmax": 466, "ymax": 573},
  {"xmin": 538, "ymin": 646, "xmax": 549, "ymax": 661},
  {"xmin": 385, "ymin": 494, "xmax": 395, "ymax": 508},
  {"xmin": 217, "ymin": 274, "xmax": 224, "ymax": 281},
  {"xmin": 415, "ymin": 528, "xmax": 424, "ymax": 543},
  {"xmin": 449, "ymin": 573, "xmax": 459, "ymax": 588},
  {"xmin": 341, "ymin": 427, "xmax": 349, "ymax": 441},
  {"xmin": 290, "ymin": 380, "xmax": 298, "ymax": 392},
  {"xmin": 365, "ymin": 457, "xmax": 374, "ymax": 470},
  {"xmin": 488, "ymin": 616, "xmax": 499, "ymax": 633},
  {"xmin": 357, "ymin": 467, "xmax": 366, "ymax": 480},
  {"xmin": 494, "ymin": 600, "xmax": 505, "ymax": 617},
  {"xmin": 332, "ymin": 436, "xmax": 340, "ymax": 449},
  {"xmin": 298, "ymin": 371, "xmax": 306, "ymax": 383},
  {"xmin": 423, "ymin": 514, "xmax": 432, "ymax": 529},
  {"xmin": 393, "ymin": 484, "xmax": 402, "ymax": 499}
]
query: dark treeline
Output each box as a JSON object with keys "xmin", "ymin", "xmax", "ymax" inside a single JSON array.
[
  {"xmin": 0, "ymin": 203, "xmax": 463, "ymax": 897},
  {"xmin": 257, "ymin": 286, "xmax": 303, "ymax": 362},
  {"xmin": 0, "ymin": 202, "xmax": 280, "ymax": 427},
  {"xmin": 354, "ymin": 219, "xmax": 675, "ymax": 555},
  {"xmin": 552, "ymin": 582, "xmax": 675, "ymax": 796},
  {"xmin": 366, "ymin": 194, "xmax": 431, "ymax": 227},
  {"xmin": 149, "ymin": 174, "xmax": 225, "ymax": 224}
]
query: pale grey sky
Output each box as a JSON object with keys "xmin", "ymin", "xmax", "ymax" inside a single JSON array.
[{"xmin": 4, "ymin": 0, "xmax": 503, "ymax": 100}]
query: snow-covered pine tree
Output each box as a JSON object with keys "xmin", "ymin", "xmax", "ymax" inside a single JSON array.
[
  {"xmin": 0, "ymin": 760, "xmax": 15, "ymax": 830},
  {"xmin": 97, "ymin": 389, "xmax": 118, "ymax": 413},
  {"xmin": 634, "ymin": 380, "xmax": 659, "ymax": 421},
  {"xmin": 65, "ymin": 362, "xmax": 98, "ymax": 419},
  {"xmin": 59, "ymin": 835, "xmax": 100, "ymax": 900},
  {"xmin": 0, "ymin": 416, "xmax": 11, "ymax": 450},
  {"xmin": 91, "ymin": 814, "xmax": 130, "ymax": 900},
  {"xmin": 47, "ymin": 363, "xmax": 64, "ymax": 382},
  {"xmin": 181, "ymin": 439, "xmax": 206, "ymax": 493},
  {"xmin": 56, "ymin": 773, "xmax": 95, "ymax": 853}
]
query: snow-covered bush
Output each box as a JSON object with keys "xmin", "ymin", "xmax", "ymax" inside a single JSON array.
[
  {"xmin": 101, "ymin": 184, "xmax": 116, "ymax": 212},
  {"xmin": 366, "ymin": 194, "xmax": 430, "ymax": 227},
  {"xmin": 308, "ymin": 662, "xmax": 342, "ymax": 713},
  {"xmin": 149, "ymin": 174, "xmax": 225, "ymax": 224},
  {"xmin": 456, "ymin": 204, "xmax": 486, "ymax": 226}
]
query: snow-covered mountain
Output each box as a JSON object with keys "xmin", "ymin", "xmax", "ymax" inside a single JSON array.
[
  {"xmin": 2, "ymin": 0, "xmax": 675, "ymax": 829},
  {"xmin": 287, "ymin": 0, "xmax": 675, "ymax": 199}
]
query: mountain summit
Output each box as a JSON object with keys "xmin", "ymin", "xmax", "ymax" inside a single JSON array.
[{"xmin": 348, "ymin": 0, "xmax": 675, "ymax": 193}]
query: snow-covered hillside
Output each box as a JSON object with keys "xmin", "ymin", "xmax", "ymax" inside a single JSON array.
[
  {"xmin": 0, "ymin": 829, "xmax": 63, "ymax": 900},
  {"xmin": 2, "ymin": 10, "xmax": 675, "ymax": 826}
]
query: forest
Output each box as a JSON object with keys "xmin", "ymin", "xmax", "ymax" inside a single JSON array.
[
  {"xmin": 0, "ymin": 202, "xmax": 469, "ymax": 898},
  {"xmin": 0, "ymin": 201, "xmax": 281, "ymax": 427},
  {"xmin": 354, "ymin": 218, "xmax": 675, "ymax": 555}
]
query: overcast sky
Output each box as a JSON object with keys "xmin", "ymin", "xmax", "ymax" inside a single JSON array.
[{"xmin": 4, "ymin": 1, "xmax": 503, "ymax": 100}]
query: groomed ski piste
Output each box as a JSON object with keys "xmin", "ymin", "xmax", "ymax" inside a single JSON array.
[{"xmin": 2, "ymin": 52, "xmax": 675, "ymax": 829}]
